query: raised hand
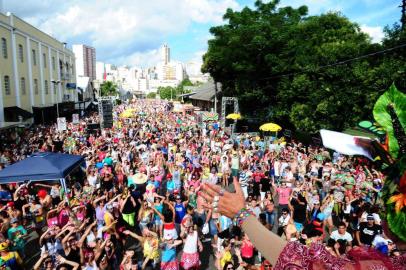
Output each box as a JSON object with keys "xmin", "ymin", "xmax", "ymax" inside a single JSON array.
[{"xmin": 199, "ymin": 176, "xmax": 245, "ymax": 219}]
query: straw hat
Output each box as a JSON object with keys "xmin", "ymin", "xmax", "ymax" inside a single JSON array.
[{"xmin": 133, "ymin": 173, "xmax": 148, "ymax": 184}]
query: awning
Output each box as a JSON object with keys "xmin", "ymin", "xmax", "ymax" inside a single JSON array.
[
  {"xmin": 4, "ymin": 106, "xmax": 33, "ymax": 121},
  {"xmin": 0, "ymin": 152, "xmax": 85, "ymax": 183}
]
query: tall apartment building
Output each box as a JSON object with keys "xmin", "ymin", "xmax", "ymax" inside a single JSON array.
[
  {"xmin": 72, "ymin": 44, "xmax": 96, "ymax": 80},
  {"xmin": 0, "ymin": 12, "xmax": 76, "ymax": 123},
  {"xmin": 161, "ymin": 43, "xmax": 170, "ymax": 64}
]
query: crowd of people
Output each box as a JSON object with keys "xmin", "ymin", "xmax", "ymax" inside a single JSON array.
[{"xmin": 0, "ymin": 99, "xmax": 403, "ymax": 270}]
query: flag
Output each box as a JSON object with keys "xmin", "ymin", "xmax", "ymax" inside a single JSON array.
[
  {"xmin": 103, "ymin": 63, "xmax": 107, "ymax": 81},
  {"xmin": 320, "ymin": 129, "xmax": 373, "ymax": 159},
  {"xmin": 320, "ymin": 129, "xmax": 392, "ymax": 164}
]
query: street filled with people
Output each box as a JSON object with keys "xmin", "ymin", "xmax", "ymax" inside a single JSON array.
[{"xmin": 0, "ymin": 99, "xmax": 404, "ymax": 270}]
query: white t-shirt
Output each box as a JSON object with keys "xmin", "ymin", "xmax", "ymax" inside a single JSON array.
[{"xmin": 330, "ymin": 230, "xmax": 353, "ymax": 242}]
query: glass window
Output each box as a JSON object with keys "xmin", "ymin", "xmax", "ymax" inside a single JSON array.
[
  {"xmin": 4, "ymin": 76, "xmax": 10, "ymax": 95},
  {"xmin": 18, "ymin": 44, "xmax": 23, "ymax": 62},
  {"xmin": 34, "ymin": 79, "xmax": 39, "ymax": 95},
  {"xmin": 32, "ymin": 49, "xmax": 36, "ymax": 65},
  {"xmin": 53, "ymin": 83, "xmax": 57, "ymax": 95},
  {"xmin": 1, "ymin": 38, "xmax": 7, "ymax": 59},
  {"xmin": 43, "ymin": 53, "xmax": 47, "ymax": 68},
  {"xmin": 44, "ymin": 80, "xmax": 48, "ymax": 95},
  {"xmin": 20, "ymin": 77, "xmax": 26, "ymax": 95}
]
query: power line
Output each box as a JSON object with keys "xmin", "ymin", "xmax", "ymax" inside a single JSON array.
[{"xmin": 257, "ymin": 42, "xmax": 406, "ymax": 81}]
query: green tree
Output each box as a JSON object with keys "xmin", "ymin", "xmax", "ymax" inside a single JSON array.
[
  {"xmin": 147, "ymin": 92, "xmax": 156, "ymax": 99},
  {"xmin": 158, "ymin": 79, "xmax": 196, "ymax": 100},
  {"xmin": 202, "ymin": 0, "xmax": 406, "ymax": 133},
  {"xmin": 158, "ymin": 86, "xmax": 176, "ymax": 100},
  {"xmin": 100, "ymin": 81, "xmax": 119, "ymax": 97}
]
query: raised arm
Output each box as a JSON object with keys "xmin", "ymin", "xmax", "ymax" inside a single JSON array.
[
  {"xmin": 165, "ymin": 200, "xmax": 176, "ymax": 221},
  {"xmin": 151, "ymin": 206, "xmax": 164, "ymax": 221},
  {"xmin": 122, "ymin": 230, "xmax": 143, "ymax": 242},
  {"xmin": 92, "ymin": 195, "xmax": 106, "ymax": 208}
]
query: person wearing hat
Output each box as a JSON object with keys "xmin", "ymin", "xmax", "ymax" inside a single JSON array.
[
  {"xmin": 0, "ymin": 241, "xmax": 23, "ymax": 270},
  {"xmin": 7, "ymin": 218, "xmax": 27, "ymax": 258},
  {"xmin": 5, "ymin": 202, "xmax": 20, "ymax": 221},
  {"xmin": 356, "ymin": 214, "xmax": 382, "ymax": 247},
  {"xmin": 100, "ymin": 163, "xmax": 113, "ymax": 191}
]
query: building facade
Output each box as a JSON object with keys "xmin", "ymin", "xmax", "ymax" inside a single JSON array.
[
  {"xmin": 0, "ymin": 12, "xmax": 77, "ymax": 122},
  {"xmin": 72, "ymin": 44, "xmax": 96, "ymax": 80}
]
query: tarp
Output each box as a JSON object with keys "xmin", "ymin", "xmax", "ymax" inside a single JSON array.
[{"xmin": 0, "ymin": 152, "xmax": 85, "ymax": 183}]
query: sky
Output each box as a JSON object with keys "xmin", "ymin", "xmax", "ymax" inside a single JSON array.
[{"xmin": 2, "ymin": 0, "xmax": 402, "ymax": 68}]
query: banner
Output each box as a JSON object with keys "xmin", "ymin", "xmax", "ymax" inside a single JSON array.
[
  {"xmin": 57, "ymin": 117, "xmax": 67, "ymax": 131},
  {"xmin": 72, "ymin": 114, "xmax": 79, "ymax": 124},
  {"xmin": 320, "ymin": 129, "xmax": 372, "ymax": 160}
]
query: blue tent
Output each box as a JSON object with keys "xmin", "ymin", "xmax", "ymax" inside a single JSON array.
[{"xmin": 0, "ymin": 152, "xmax": 84, "ymax": 183}]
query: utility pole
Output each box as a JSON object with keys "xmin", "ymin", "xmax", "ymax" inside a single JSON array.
[
  {"xmin": 214, "ymin": 81, "xmax": 218, "ymax": 113},
  {"xmin": 401, "ymin": 0, "xmax": 406, "ymax": 30}
]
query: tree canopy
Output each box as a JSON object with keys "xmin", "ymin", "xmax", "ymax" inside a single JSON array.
[
  {"xmin": 158, "ymin": 78, "xmax": 194, "ymax": 100},
  {"xmin": 100, "ymin": 81, "xmax": 119, "ymax": 97},
  {"xmin": 202, "ymin": 0, "xmax": 406, "ymax": 133}
]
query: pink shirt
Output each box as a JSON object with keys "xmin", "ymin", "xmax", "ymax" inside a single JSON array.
[{"xmin": 277, "ymin": 187, "xmax": 292, "ymax": 205}]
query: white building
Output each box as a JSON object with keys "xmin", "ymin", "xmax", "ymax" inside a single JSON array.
[
  {"xmin": 72, "ymin": 44, "xmax": 96, "ymax": 100},
  {"xmin": 185, "ymin": 61, "xmax": 210, "ymax": 83},
  {"xmin": 161, "ymin": 43, "xmax": 170, "ymax": 64}
]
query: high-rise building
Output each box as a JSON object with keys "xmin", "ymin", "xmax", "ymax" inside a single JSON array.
[
  {"xmin": 72, "ymin": 44, "xmax": 96, "ymax": 80},
  {"xmin": 0, "ymin": 12, "xmax": 76, "ymax": 123},
  {"xmin": 161, "ymin": 43, "xmax": 170, "ymax": 64}
]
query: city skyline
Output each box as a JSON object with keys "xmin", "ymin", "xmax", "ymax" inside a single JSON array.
[{"xmin": 1, "ymin": 0, "xmax": 402, "ymax": 68}]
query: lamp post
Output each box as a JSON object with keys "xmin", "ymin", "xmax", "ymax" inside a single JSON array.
[
  {"xmin": 92, "ymin": 79, "xmax": 101, "ymax": 100},
  {"xmin": 51, "ymin": 80, "xmax": 61, "ymax": 119}
]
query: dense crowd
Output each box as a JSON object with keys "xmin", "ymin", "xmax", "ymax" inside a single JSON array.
[{"xmin": 0, "ymin": 99, "xmax": 402, "ymax": 270}]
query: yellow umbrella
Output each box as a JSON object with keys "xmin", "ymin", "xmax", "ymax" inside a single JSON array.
[
  {"xmin": 226, "ymin": 113, "xmax": 241, "ymax": 120},
  {"xmin": 259, "ymin": 123, "xmax": 282, "ymax": 132},
  {"xmin": 119, "ymin": 111, "xmax": 133, "ymax": 118}
]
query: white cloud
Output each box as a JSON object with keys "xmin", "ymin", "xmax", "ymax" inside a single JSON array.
[
  {"xmin": 360, "ymin": 25, "xmax": 384, "ymax": 43},
  {"xmin": 6, "ymin": 0, "xmax": 239, "ymax": 67},
  {"xmin": 115, "ymin": 49, "xmax": 162, "ymax": 68}
]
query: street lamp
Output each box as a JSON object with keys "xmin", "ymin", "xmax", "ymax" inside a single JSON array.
[{"xmin": 51, "ymin": 80, "xmax": 61, "ymax": 119}]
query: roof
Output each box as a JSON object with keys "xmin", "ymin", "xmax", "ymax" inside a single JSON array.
[
  {"xmin": 0, "ymin": 152, "xmax": 85, "ymax": 183},
  {"xmin": 187, "ymin": 81, "xmax": 221, "ymax": 101}
]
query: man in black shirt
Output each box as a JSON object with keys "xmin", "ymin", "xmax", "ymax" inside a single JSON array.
[
  {"xmin": 356, "ymin": 214, "xmax": 382, "ymax": 246},
  {"xmin": 289, "ymin": 194, "xmax": 307, "ymax": 234},
  {"xmin": 259, "ymin": 172, "xmax": 271, "ymax": 201}
]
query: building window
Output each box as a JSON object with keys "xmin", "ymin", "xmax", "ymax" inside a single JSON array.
[
  {"xmin": 44, "ymin": 80, "xmax": 48, "ymax": 95},
  {"xmin": 43, "ymin": 53, "xmax": 47, "ymax": 68},
  {"xmin": 32, "ymin": 49, "xmax": 36, "ymax": 65},
  {"xmin": 18, "ymin": 44, "xmax": 23, "ymax": 62},
  {"xmin": 20, "ymin": 77, "xmax": 26, "ymax": 95},
  {"xmin": 53, "ymin": 83, "xmax": 57, "ymax": 95},
  {"xmin": 52, "ymin": 56, "xmax": 55, "ymax": 70},
  {"xmin": 1, "ymin": 38, "xmax": 7, "ymax": 59},
  {"xmin": 4, "ymin": 76, "xmax": 10, "ymax": 95},
  {"xmin": 34, "ymin": 79, "xmax": 39, "ymax": 95}
]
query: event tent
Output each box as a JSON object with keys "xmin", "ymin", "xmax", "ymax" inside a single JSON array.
[{"xmin": 0, "ymin": 152, "xmax": 84, "ymax": 183}]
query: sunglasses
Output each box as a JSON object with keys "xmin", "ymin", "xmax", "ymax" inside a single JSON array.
[
  {"xmin": 264, "ymin": 265, "xmax": 272, "ymax": 268},
  {"xmin": 226, "ymin": 267, "xmax": 234, "ymax": 270}
]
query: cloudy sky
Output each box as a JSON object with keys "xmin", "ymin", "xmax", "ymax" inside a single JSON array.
[{"xmin": 3, "ymin": 0, "xmax": 401, "ymax": 68}]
